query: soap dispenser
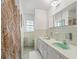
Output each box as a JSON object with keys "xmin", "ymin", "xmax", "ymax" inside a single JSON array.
[{"xmin": 65, "ymin": 32, "xmax": 72, "ymax": 45}]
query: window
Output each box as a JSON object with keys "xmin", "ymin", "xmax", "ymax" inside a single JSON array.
[
  {"xmin": 54, "ymin": 20, "xmax": 65, "ymax": 27},
  {"xmin": 24, "ymin": 20, "xmax": 34, "ymax": 32}
]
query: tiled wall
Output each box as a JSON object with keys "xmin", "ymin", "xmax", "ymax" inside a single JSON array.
[
  {"xmin": 24, "ymin": 29, "xmax": 48, "ymax": 47},
  {"xmin": 35, "ymin": 30, "xmax": 48, "ymax": 37},
  {"xmin": 24, "ymin": 32, "xmax": 35, "ymax": 47},
  {"xmin": 47, "ymin": 26, "xmax": 77, "ymax": 46},
  {"xmin": 1, "ymin": 0, "xmax": 21, "ymax": 59},
  {"xmin": 47, "ymin": 2, "xmax": 77, "ymax": 46},
  {"xmin": 33, "ymin": 26, "xmax": 77, "ymax": 46}
]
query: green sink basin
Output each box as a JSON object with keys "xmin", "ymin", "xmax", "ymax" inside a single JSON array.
[{"xmin": 53, "ymin": 42, "xmax": 70, "ymax": 49}]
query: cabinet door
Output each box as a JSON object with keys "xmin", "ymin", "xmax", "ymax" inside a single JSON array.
[
  {"xmin": 48, "ymin": 46, "xmax": 59, "ymax": 59},
  {"xmin": 42, "ymin": 42, "xmax": 48, "ymax": 59},
  {"xmin": 37, "ymin": 39, "xmax": 43, "ymax": 52},
  {"xmin": 38, "ymin": 40, "xmax": 48, "ymax": 59},
  {"xmin": 37, "ymin": 39, "xmax": 40, "ymax": 51},
  {"xmin": 59, "ymin": 54, "xmax": 68, "ymax": 59},
  {"xmin": 40, "ymin": 40, "xmax": 44, "ymax": 55}
]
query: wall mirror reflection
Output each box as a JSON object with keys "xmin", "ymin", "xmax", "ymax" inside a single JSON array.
[{"xmin": 53, "ymin": 2, "xmax": 77, "ymax": 27}]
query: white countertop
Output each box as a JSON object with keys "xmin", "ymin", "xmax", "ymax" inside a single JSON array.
[{"xmin": 39, "ymin": 37, "xmax": 77, "ymax": 59}]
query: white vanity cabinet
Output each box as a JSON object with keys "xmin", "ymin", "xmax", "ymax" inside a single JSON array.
[
  {"xmin": 48, "ymin": 46, "xmax": 60, "ymax": 59},
  {"xmin": 59, "ymin": 54, "xmax": 68, "ymax": 59},
  {"xmin": 47, "ymin": 45, "xmax": 68, "ymax": 59},
  {"xmin": 37, "ymin": 39, "xmax": 48, "ymax": 59},
  {"xmin": 37, "ymin": 39, "xmax": 68, "ymax": 59},
  {"xmin": 42, "ymin": 42, "xmax": 48, "ymax": 59},
  {"xmin": 37, "ymin": 39, "xmax": 43, "ymax": 54}
]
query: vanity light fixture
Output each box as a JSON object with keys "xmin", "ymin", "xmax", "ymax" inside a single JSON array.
[{"xmin": 51, "ymin": 0, "xmax": 61, "ymax": 7}]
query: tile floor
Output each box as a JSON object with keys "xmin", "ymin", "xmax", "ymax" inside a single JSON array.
[
  {"xmin": 23, "ymin": 47, "xmax": 42, "ymax": 59},
  {"xmin": 23, "ymin": 47, "xmax": 34, "ymax": 59}
]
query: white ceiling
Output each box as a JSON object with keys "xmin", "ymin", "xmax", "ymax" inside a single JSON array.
[
  {"xmin": 68, "ymin": 2, "xmax": 76, "ymax": 12},
  {"xmin": 18, "ymin": 0, "xmax": 52, "ymax": 15},
  {"xmin": 33, "ymin": 0, "xmax": 51, "ymax": 9},
  {"xmin": 15, "ymin": 0, "xmax": 76, "ymax": 16}
]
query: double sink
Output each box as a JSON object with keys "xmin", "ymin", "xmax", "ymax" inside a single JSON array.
[
  {"xmin": 41, "ymin": 37, "xmax": 70, "ymax": 49},
  {"xmin": 53, "ymin": 42, "xmax": 70, "ymax": 49}
]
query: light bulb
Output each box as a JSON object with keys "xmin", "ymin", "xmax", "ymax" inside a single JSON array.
[{"xmin": 51, "ymin": 0, "xmax": 60, "ymax": 7}]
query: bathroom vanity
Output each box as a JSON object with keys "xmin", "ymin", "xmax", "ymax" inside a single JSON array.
[{"xmin": 36, "ymin": 37, "xmax": 77, "ymax": 59}]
